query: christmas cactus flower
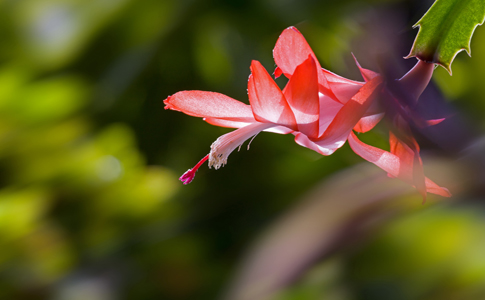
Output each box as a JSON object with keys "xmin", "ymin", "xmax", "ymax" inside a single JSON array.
[
  {"xmin": 273, "ymin": 27, "xmax": 384, "ymax": 155},
  {"xmin": 165, "ymin": 26, "xmax": 450, "ymax": 200},
  {"xmin": 164, "ymin": 57, "xmax": 325, "ymax": 184},
  {"xmin": 273, "ymin": 26, "xmax": 450, "ymax": 199}
]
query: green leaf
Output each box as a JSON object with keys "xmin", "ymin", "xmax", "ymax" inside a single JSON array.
[{"xmin": 407, "ymin": 0, "xmax": 485, "ymax": 74}]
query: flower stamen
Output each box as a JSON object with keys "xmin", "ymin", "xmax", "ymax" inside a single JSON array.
[{"xmin": 209, "ymin": 123, "xmax": 273, "ymax": 170}]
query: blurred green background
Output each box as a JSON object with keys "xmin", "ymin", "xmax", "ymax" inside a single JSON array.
[{"xmin": 1, "ymin": 0, "xmax": 485, "ymax": 299}]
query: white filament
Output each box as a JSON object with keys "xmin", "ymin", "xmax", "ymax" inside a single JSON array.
[{"xmin": 209, "ymin": 123, "xmax": 273, "ymax": 169}]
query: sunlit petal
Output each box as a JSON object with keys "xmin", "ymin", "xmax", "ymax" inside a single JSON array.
[
  {"xmin": 248, "ymin": 60, "xmax": 297, "ymax": 130},
  {"xmin": 164, "ymin": 91, "xmax": 254, "ymax": 122},
  {"xmin": 354, "ymin": 113, "xmax": 385, "ymax": 133},
  {"xmin": 320, "ymin": 69, "xmax": 364, "ymax": 104},
  {"xmin": 273, "ymin": 26, "xmax": 320, "ymax": 78},
  {"xmin": 283, "ymin": 56, "xmax": 319, "ymax": 139},
  {"xmin": 348, "ymin": 132, "xmax": 451, "ymax": 197},
  {"xmin": 314, "ymin": 76, "xmax": 383, "ymax": 146}
]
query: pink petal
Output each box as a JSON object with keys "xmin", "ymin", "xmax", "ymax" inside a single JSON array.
[
  {"xmin": 273, "ymin": 27, "xmax": 320, "ymax": 78},
  {"xmin": 352, "ymin": 53, "xmax": 379, "ymax": 82},
  {"xmin": 318, "ymin": 94, "xmax": 344, "ymax": 136},
  {"xmin": 273, "ymin": 27, "xmax": 363, "ymax": 104},
  {"xmin": 274, "ymin": 66, "xmax": 283, "ymax": 79},
  {"xmin": 312, "ymin": 76, "xmax": 383, "ymax": 150},
  {"xmin": 293, "ymin": 95, "xmax": 345, "ymax": 155},
  {"xmin": 424, "ymin": 178, "xmax": 452, "ymax": 197},
  {"xmin": 320, "ymin": 69, "xmax": 364, "ymax": 104},
  {"xmin": 389, "ymin": 130, "xmax": 426, "ymax": 201},
  {"xmin": 294, "ymin": 77, "xmax": 383, "ymax": 155},
  {"xmin": 354, "ymin": 113, "xmax": 385, "ymax": 133},
  {"xmin": 388, "ymin": 127, "xmax": 420, "ymax": 174},
  {"xmin": 349, "ymin": 131, "xmax": 400, "ymax": 175},
  {"xmin": 348, "ymin": 132, "xmax": 451, "ymax": 197},
  {"xmin": 248, "ymin": 60, "xmax": 297, "ymax": 130},
  {"xmin": 294, "ymin": 132, "xmax": 342, "ymax": 156},
  {"xmin": 263, "ymin": 126, "xmax": 295, "ymax": 134},
  {"xmin": 283, "ymin": 56, "xmax": 320, "ymax": 139},
  {"xmin": 273, "ymin": 27, "xmax": 334, "ymax": 98},
  {"xmin": 390, "ymin": 117, "xmax": 427, "ymax": 201},
  {"xmin": 164, "ymin": 91, "xmax": 254, "ymax": 122},
  {"xmin": 204, "ymin": 118, "xmax": 254, "ymax": 129}
]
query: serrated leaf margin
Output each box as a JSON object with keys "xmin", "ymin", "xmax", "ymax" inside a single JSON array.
[{"xmin": 406, "ymin": 0, "xmax": 485, "ymax": 75}]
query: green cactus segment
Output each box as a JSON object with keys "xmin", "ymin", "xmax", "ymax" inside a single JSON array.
[{"xmin": 407, "ymin": 0, "xmax": 485, "ymax": 74}]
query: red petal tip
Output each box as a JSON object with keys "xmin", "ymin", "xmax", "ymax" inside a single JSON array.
[
  {"xmin": 274, "ymin": 67, "xmax": 283, "ymax": 78},
  {"xmin": 163, "ymin": 95, "xmax": 172, "ymax": 110},
  {"xmin": 441, "ymin": 187, "xmax": 452, "ymax": 197}
]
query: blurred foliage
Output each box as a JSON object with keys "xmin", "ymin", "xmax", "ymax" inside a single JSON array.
[
  {"xmin": 347, "ymin": 205, "xmax": 485, "ymax": 300},
  {"xmin": 433, "ymin": 25, "xmax": 485, "ymax": 126},
  {"xmin": 0, "ymin": 0, "xmax": 484, "ymax": 299},
  {"xmin": 272, "ymin": 204, "xmax": 485, "ymax": 300}
]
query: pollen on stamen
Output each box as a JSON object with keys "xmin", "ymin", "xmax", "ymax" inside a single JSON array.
[
  {"xmin": 210, "ymin": 136, "xmax": 251, "ymax": 170},
  {"xmin": 207, "ymin": 123, "xmax": 271, "ymax": 170},
  {"xmin": 179, "ymin": 154, "xmax": 209, "ymax": 184},
  {"xmin": 209, "ymin": 146, "xmax": 228, "ymax": 170}
]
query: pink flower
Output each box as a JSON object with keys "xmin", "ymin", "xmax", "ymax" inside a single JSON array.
[
  {"xmin": 165, "ymin": 25, "xmax": 450, "ymax": 200},
  {"xmin": 352, "ymin": 59, "xmax": 450, "ymax": 200},
  {"xmin": 273, "ymin": 27, "xmax": 386, "ymax": 155},
  {"xmin": 164, "ymin": 57, "xmax": 323, "ymax": 184},
  {"xmin": 273, "ymin": 27, "xmax": 450, "ymax": 199}
]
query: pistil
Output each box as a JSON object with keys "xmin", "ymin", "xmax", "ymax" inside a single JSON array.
[{"xmin": 179, "ymin": 154, "xmax": 209, "ymax": 184}]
